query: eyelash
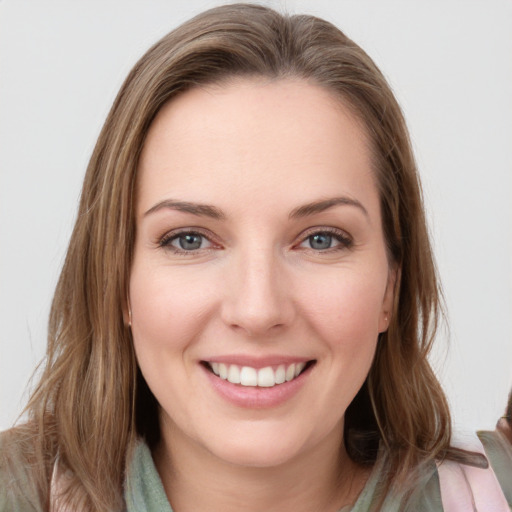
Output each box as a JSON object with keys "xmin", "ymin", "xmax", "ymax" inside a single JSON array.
[
  {"xmin": 296, "ymin": 227, "xmax": 353, "ymax": 253},
  {"xmin": 158, "ymin": 227, "xmax": 353, "ymax": 255},
  {"xmin": 158, "ymin": 228, "xmax": 217, "ymax": 255}
]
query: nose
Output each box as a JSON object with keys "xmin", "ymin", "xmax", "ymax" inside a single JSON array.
[{"xmin": 220, "ymin": 248, "xmax": 295, "ymax": 337}]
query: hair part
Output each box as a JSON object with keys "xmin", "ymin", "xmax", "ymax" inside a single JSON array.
[{"xmin": 12, "ymin": 3, "xmax": 479, "ymax": 509}]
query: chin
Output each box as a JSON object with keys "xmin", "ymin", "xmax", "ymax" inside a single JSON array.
[
  {"xmin": 199, "ymin": 423, "xmax": 316, "ymax": 469},
  {"xmin": 212, "ymin": 442, "xmax": 302, "ymax": 469}
]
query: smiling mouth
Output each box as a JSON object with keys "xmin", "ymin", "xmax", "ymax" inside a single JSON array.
[{"xmin": 202, "ymin": 360, "xmax": 316, "ymax": 387}]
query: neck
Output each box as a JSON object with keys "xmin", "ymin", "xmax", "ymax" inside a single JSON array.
[{"xmin": 153, "ymin": 420, "xmax": 370, "ymax": 512}]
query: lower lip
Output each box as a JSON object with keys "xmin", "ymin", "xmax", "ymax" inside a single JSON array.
[{"xmin": 202, "ymin": 364, "xmax": 313, "ymax": 409}]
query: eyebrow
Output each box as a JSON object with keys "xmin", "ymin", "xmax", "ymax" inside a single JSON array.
[
  {"xmin": 144, "ymin": 196, "xmax": 368, "ymax": 221},
  {"xmin": 144, "ymin": 200, "xmax": 225, "ymax": 219},
  {"xmin": 289, "ymin": 197, "xmax": 369, "ymax": 219}
]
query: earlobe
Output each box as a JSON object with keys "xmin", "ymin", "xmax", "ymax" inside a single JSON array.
[{"xmin": 378, "ymin": 312, "xmax": 390, "ymax": 334}]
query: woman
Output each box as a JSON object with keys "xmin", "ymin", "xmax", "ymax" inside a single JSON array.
[{"xmin": 1, "ymin": 4, "xmax": 509, "ymax": 511}]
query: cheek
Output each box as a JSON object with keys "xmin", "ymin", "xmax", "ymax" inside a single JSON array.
[
  {"xmin": 128, "ymin": 266, "xmax": 219, "ymax": 425},
  {"xmin": 129, "ymin": 265, "xmax": 216, "ymax": 358},
  {"xmin": 300, "ymin": 270, "xmax": 386, "ymax": 344},
  {"xmin": 296, "ymin": 268, "xmax": 386, "ymax": 400},
  {"xmin": 289, "ymin": 273, "xmax": 384, "ymax": 435}
]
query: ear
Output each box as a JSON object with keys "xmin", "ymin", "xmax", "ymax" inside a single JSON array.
[{"xmin": 378, "ymin": 265, "xmax": 399, "ymax": 333}]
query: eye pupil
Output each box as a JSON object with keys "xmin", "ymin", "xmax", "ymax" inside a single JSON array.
[
  {"xmin": 309, "ymin": 233, "xmax": 332, "ymax": 250},
  {"xmin": 179, "ymin": 234, "xmax": 202, "ymax": 250}
]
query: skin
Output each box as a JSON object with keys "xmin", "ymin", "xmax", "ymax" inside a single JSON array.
[{"xmin": 130, "ymin": 78, "xmax": 396, "ymax": 511}]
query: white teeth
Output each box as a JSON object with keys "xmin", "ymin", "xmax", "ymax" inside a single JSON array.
[
  {"xmin": 285, "ymin": 364, "xmax": 296, "ymax": 382},
  {"xmin": 208, "ymin": 361, "xmax": 309, "ymax": 387},
  {"xmin": 295, "ymin": 362, "xmax": 306, "ymax": 377},
  {"xmin": 240, "ymin": 366, "xmax": 258, "ymax": 386},
  {"xmin": 275, "ymin": 365, "xmax": 286, "ymax": 384},
  {"xmin": 228, "ymin": 364, "xmax": 241, "ymax": 384},
  {"xmin": 219, "ymin": 363, "xmax": 228, "ymax": 380},
  {"xmin": 258, "ymin": 367, "xmax": 275, "ymax": 387}
]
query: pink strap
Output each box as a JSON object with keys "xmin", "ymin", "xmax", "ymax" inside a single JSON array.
[{"xmin": 437, "ymin": 435, "xmax": 509, "ymax": 511}]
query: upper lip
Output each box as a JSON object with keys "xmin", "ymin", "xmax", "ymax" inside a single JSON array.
[{"xmin": 201, "ymin": 355, "xmax": 314, "ymax": 369}]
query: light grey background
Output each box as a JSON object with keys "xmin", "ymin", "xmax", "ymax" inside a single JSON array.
[{"xmin": 1, "ymin": 0, "xmax": 511, "ymax": 433}]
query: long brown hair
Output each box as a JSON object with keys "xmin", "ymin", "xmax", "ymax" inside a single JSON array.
[{"xmin": 6, "ymin": 3, "xmax": 479, "ymax": 509}]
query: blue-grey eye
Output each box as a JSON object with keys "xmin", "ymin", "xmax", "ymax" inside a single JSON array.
[
  {"xmin": 308, "ymin": 233, "xmax": 332, "ymax": 250},
  {"xmin": 176, "ymin": 233, "xmax": 204, "ymax": 250}
]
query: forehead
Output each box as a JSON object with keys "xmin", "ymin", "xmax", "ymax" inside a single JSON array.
[{"xmin": 137, "ymin": 78, "xmax": 377, "ymax": 216}]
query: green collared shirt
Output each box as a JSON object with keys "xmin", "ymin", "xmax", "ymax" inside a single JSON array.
[
  {"xmin": 2, "ymin": 431, "xmax": 510, "ymax": 511},
  {"xmin": 124, "ymin": 441, "xmax": 442, "ymax": 512}
]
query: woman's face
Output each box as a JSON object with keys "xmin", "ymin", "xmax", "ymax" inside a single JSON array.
[{"xmin": 130, "ymin": 78, "xmax": 395, "ymax": 468}]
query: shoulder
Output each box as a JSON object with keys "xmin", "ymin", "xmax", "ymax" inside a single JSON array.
[
  {"xmin": 478, "ymin": 429, "xmax": 512, "ymax": 507},
  {"xmin": 389, "ymin": 461, "xmax": 443, "ymax": 512},
  {"xmin": 0, "ymin": 428, "xmax": 44, "ymax": 512},
  {"xmin": 436, "ymin": 432, "xmax": 511, "ymax": 511},
  {"xmin": 351, "ymin": 453, "xmax": 444, "ymax": 511},
  {"xmin": 375, "ymin": 432, "xmax": 511, "ymax": 512}
]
